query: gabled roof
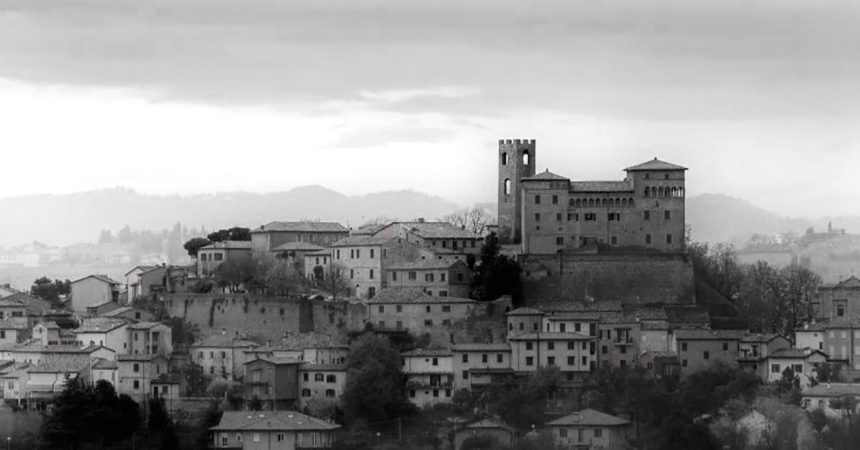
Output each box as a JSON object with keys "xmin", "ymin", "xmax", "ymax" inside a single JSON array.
[
  {"xmin": 193, "ymin": 335, "xmax": 259, "ymax": 349},
  {"xmin": 452, "ymin": 343, "xmax": 511, "ymax": 352},
  {"xmin": 200, "ymin": 240, "xmax": 252, "ymax": 250},
  {"xmin": 75, "ymin": 318, "xmax": 128, "ymax": 333},
  {"xmin": 246, "ymin": 357, "xmax": 305, "ymax": 366},
  {"xmin": 28, "ymin": 356, "xmax": 91, "ymax": 373},
  {"xmin": 331, "ymin": 235, "xmax": 393, "ymax": 247},
  {"xmin": 803, "ymin": 383, "xmax": 860, "ymax": 398},
  {"xmin": 674, "ymin": 329, "xmax": 747, "ymax": 341},
  {"xmin": 367, "ymin": 288, "xmax": 475, "ymax": 305},
  {"xmin": 253, "ymin": 221, "xmax": 349, "ymax": 234},
  {"xmin": 569, "ymin": 181, "xmax": 634, "ymax": 193},
  {"xmin": 506, "ymin": 307, "xmax": 544, "ymax": 316},
  {"xmin": 402, "ymin": 348, "xmax": 452, "ymax": 357},
  {"xmin": 462, "ymin": 418, "xmax": 516, "ymax": 433},
  {"xmin": 769, "ymin": 348, "xmax": 828, "ymax": 359},
  {"xmin": 92, "ymin": 359, "xmax": 118, "ymax": 370},
  {"xmin": 624, "ymin": 158, "xmax": 687, "ymax": 172},
  {"xmin": 124, "ymin": 265, "xmax": 155, "ymax": 276},
  {"xmin": 271, "ymin": 242, "xmax": 325, "ymax": 252},
  {"xmin": 72, "ymin": 274, "xmax": 121, "ymax": 285},
  {"xmin": 211, "ymin": 411, "xmax": 340, "ymax": 432},
  {"xmin": 522, "ymin": 170, "xmax": 569, "ymax": 182},
  {"xmin": 546, "ymin": 409, "xmax": 631, "ymax": 427},
  {"xmin": 380, "ymin": 221, "xmax": 482, "ymax": 240},
  {"xmin": 831, "ymin": 276, "xmax": 860, "ymax": 290}
]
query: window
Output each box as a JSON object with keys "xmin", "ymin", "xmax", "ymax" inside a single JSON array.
[
  {"xmin": 665, "ymin": 210, "xmax": 671, "ymax": 220},
  {"xmin": 771, "ymin": 364, "xmax": 780, "ymax": 373},
  {"xmin": 133, "ymin": 363, "xmax": 140, "ymax": 373},
  {"xmin": 681, "ymin": 342, "xmax": 687, "ymax": 351},
  {"xmin": 610, "ymin": 236, "xmax": 618, "ymax": 245},
  {"xmin": 303, "ymin": 373, "xmax": 309, "ymax": 382},
  {"xmin": 370, "ymin": 249, "xmax": 375, "ymax": 258},
  {"xmin": 221, "ymin": 435, "xmax": 228, "ymax": 446},
  {"xmin": 462, "ymin": 354, "xmax": 469, "ymax": 363},
  {"xmin": 547, "ymin": 342, "xmax": 555, "ymax": 350},
  {"xmin": 526, "ymin": 342, "xmax": 533, "ymax": 351},
  {"xmin": 326, "ymin": 389, "xmax": 336, "ymax": 398},
  {"xmin": 547, "ymin": 356, "xmax": 555, "ymax": 366},
  {"xmin": 535, "ymin": 195, "xmax": 541, "ymax": 204},
  {"xmin": 392, "ymin": 272, "xmax": 398, "ymax": 282},
  {"xmin": 682, "ymin": 359, "xmax": 688, "ymax": 367},
  {"xmin": 645, "ymin": 234, "xmax": 652, "ymax": 245},
  {"xmin": 396, "ymin": 305, "xmax": 402, "ymax": 313},
  {"xmin": 425, "ymin": 273, "xmax": 434, "ymax": 282},
  {"xmin": 837, "ymin": 305, "xmax": 846, "ymax": 317},
  {"xmin": 213, "ymin": 253, "xmax": 223, "ymax": 261},
  {"xmin": 551, "ymin": 195, "xmax": 558, "ymax": 205},
  {"xmin": 535, "ymin": 213, "xmax": 541, "ymax": 222},
  {"xmin": 369, "ymin": 269, "xmax": 374, "ymax": 279},
  {"xmin": 315, "ymin": 373, "xmax": 324, "ymax": 381},
  {"xmin": 526, "ymin": 356, "xmax": 534, "ymax": 366},
  {"xmin": 556, "ymin": 213, "xmax": 562, "ymax": 222},
  {"xmin": 594, "ymin": 428, "xmax": 603, "ymax": 438},
  {"xmin": 556, "ymin": 237, "xmax": 564, "ymax": 246},
  {"xmin": 440, "ymin": 291, "xmax": 448, "ymax": 297},
  {"xmin": 277, "ymin": 433, "xmax": 284, "ymax": 442},
  {"xmin": 408, "ymin": 271, "xmax": 417, "ymax": 281},
  {"xmin": 426, "ymin": 305, "xmax": 431, "ymax": 313},
  {"xmin": 584, "ymin": 213, "xmax": 596, "ymax": 221},
  {"xmin": 608, "ymin": 212, "xmax": 620, "ymax": 221},
  {"xmin": 722, "ymin": 342, "xmax": 729, "ymax": 351},
  {"xmin": 133, "ymin": 380, "xmax": 140, "ymax": 389},
  {"xmin": 462, "ymin": 370, "xmax": 469, "ymax": 380},
  {"xmin": 378, "ymin": 305, "xmax": 384, "ymax": 313},
  {"xmin": 602, "ymin": 346, "xmax": 607, "ymax": 354},
  {"xmin": 703, "ymin": 351, "xmax": 710, "ymax": 360},
  {"xmin": 497, "ymin": 354, "xmax": 503, "ymax": 363},
  {"xmin": 482, "ymin": 354, "xmax": 488, "ymax": 363},
  {"xmin": 253, "ymin": 433, "xmax": 260, "ymax": 443},
  {"xmin": 424, "ymin": 319, "xmax": 433, "ymax": 326},
  {"xmin": 504, "ymin": 179, "xmax": 511, "ymax": 195},
  {"xmin": 441, "ymin": 273, "xmax": 446, "ymax": 282},
  {"xmin": 560, "ymin": 428, "xmax": 568, "ymax": 438},
  {"xmin": 356, "ymin": 249, "xmax": 361, "ymax": 258},
  {"xmin": 502, "ymin": 152, "xmax": 508, "ymax": 165},
  {"xmin": 350, "ymin": 269, "xmax": 354, "ymax": 279},
  {"xmin": 666, "ymin": 234, "xmax": 673, "ymax": 244},
  {"xmin": 326, "ymin": 374, "xmax": 337, "ymax": 383}
]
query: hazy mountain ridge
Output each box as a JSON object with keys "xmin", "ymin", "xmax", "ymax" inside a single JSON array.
[{"xmin": 0, "ymin": 189, "xmax": 856, "ymax": 247}]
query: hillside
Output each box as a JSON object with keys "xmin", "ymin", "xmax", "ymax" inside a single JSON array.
[{"xmin": 685, "ymin": 194, "xmax": 811, "ymax": 245}]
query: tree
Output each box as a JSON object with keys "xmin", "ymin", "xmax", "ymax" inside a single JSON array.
[
  {"xmin": 98, "ymin": 228, "xmax": 114, "ymax": 244},
  {"xmin": 208, "ymin": 226, "xmax": 252, "ymax": 242},
  {"xmin": 780, "ymin": 264, "xmax": 822, "ymax": 336},
  {"xmin": 342, "ymin": 334, "xmax": 415, "ymax": 424},
  {"xmin": 470, "ymin": 232, "xmax": 523, "ymax": 304},
  {"xmin": 213, "ymin": 257, "xmax": 258, "ymax": 293},
  {"xmin": 30, "ymin": 277, "xmax": 71, "ymax": 305},
  {"xmin": 183, "ymin": 237, "xmax": 212, "ymax": 258},
  {"xmin": 441, "ymin": 207, "xmax": 495, "ymax": 236},
  {"xmin": 265, "ymin": 260, "xmax": 308, "ymax": 297},
  {"xmin": 322, "ymin": 262, "xmax": 353, "ymax": 300},
  {"xmin": 489, "ymin": 366, "xmax": 562, "ymax": 429}
]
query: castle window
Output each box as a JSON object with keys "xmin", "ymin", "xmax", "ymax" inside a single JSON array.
[
  {"xmin": 644, "ymin": 187, "xmax": 650, "ymax": 197},
  {"xmin": 646, "ymin": 234, "xmax": 652, "ymax": 245},
  {"xmin": 535, "ymin": 213, "xmax": 541, "ymax": 222},
  {"xmin": 575, "ymin": 199, "xmax": 581, "ymax": 207},
  {"xmin": 621, "ymin": 198, "xmax": 628, "ymax": 206},
  {"xmin": 608, "ymin": 198, "xmax": 614, "ymax": 206},
  {"xmin": 611, "ymin": 236, "xmax": 618, "ymax": 245},
  {"xmin": 666, "ymin": 234, "xmax": 673, "ymax": 244},
  {"xmin": 615, "ymin": 198, "xmax": 620, "ymax": 205},
  {"xmin": 678, "ymin": 187, "xmax": 684, "ymax": 197},
  {"xmin": 645, "ymin": 173, "xmax": 650, "ymax": 180},
  {"xmin": 552, "ymin": 195, "xmax": 558, "ymax": 205},
  {"xmin": 504, "ymin": 179, "xmax": 511, "ymax": 195},
  {"xmin": 601, "ymin": 198, "xmax": 607, "ymax": 206},
  {"xmin": 644, "ymin": 211, "xmax": 650, "ymax": 221},
  {"xmin": 501, "ymin": 152, "xmax": 508, "ymax": 165},
  {"xmin": 556, "ymin": 213, "xmax": 562, "ymax": 222},
  {"xmin": 584, "ymin": 213, "xmax": 596, "ymax": 221},
  {"xmin": 658, "ymin": 187, "xmax": 664, "ymax": 197},
  {"xmin": 628, "ymin": 198, "xmax": 634, "ymax": 206},
  {"xmin": 556, "ymin": 237, "xmax": 564, "ymax": 246},
  {"xmin": 665, "ymin": 210, "xmax": 671, "ymax": 220},
  {"xmin": 535, "ymin": 195, "xmax": 541, "ymax": 205},
  {"xmin": 588, "ymin": 199, "xmax": 595, "ymax": 206},
  {"xmin": 523, "ymin": 150, "xmax": 530, "ymax": 165},
  {"xmin": 665, "ymin": 173, "xmax": 670, "ymax": 180}
]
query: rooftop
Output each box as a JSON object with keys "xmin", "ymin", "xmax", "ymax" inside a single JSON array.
[
  {"xmin": 331, "ymin": 235, "xmax": 393, "ymax": 247},
  {"xmin": 546, "ymin": 409, "xmax": 631, "ymax": 427},
  {"xmin": 741, "ymin": 333, "xmax": 786, "ymax": 344},
  {"xmin": 402, "ymin": 348, "xmax": 452, "ymax": 357},
  {"xmin": 506, "ymin": 307, "xmax": 545, "ymax": 316},
  {"xmin": 247, "ymin": 357, "xmax": 305, "ymax": 366},
  {"xmin": 75, "ymin": 317, "xmax": 128, "ymax": 333},
  {"xmin": 510, "ymin": 332, "xmax": 593, "ymax": 341},
  {"xmin": 452, "ymin": 343, "xmax": 511, "ymax": 352},
  {"xmin": 193, "ymin": 335, "xmax": 260, "ymax": 348},
  {"xmin": 200, "ymin": 240, "xmax": 253, "ymax": 250},
  {"xmin": 383, "ymin": 221, "xmax": 482, "ymax": 240},
  {"xmin": 72, "ymin": 274, "xmax": 121, "ymax": 285},
  {"xmin": 823, "ymin": 276, "xmax": 860, "ymax": 290},
  {"xmin": 770, "ymin": 348, "xmax": 827, "ymax": 359},
  {"xmin": 386, "ymin": 257, "xmax": 465, "ymax": 270},
  {"xmin": 367, "ymin": 288, "xmax": 476, "ymax": 305},
  {"xmin": 522, "ymin": 170, "xmax": 569, "ymax": 182},
  {"xmin": 211, "ymin": 411, "xmax": 340, "ymax": 432},
  {"xmin": 127, "ymin": 321, "xmax": 166, "ymax": 330},
  {"xmin": 254, "ymin": 221, "xmax": 349, "ymax": 234},
  {"xmin": 674, "ymin": 329, "xmax": 747, "ymax": 341},
  {"xmin": 624, "ymin": 158, "xmax": 688, "ymax": 172},
  {"xmin": 272, "ymin": 241, "xmax": 326, "ymax": 252},
  {"xmin": 803, "ymin": 383, "xmax": 860, "ymax": 398},
  {"xmin": 462, "ymin": 418, "xmax": 516, "ymax": 433},
  {"xmin": 299, "ymin": 363, "xmax": 347, "ymax": 372},
  {"xmin": 569, "ymin": 181, "xmax": 634, "ymax": 193}
]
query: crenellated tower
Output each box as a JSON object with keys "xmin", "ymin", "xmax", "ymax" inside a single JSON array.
[{"xmin": 497, "ymin": 139, "xmax": 536, "ymax": 244}]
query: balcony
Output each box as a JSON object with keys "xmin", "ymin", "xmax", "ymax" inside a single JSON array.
[{"xmin": 613, "ymin": 337, "xmax": 634, "ymax": 346}]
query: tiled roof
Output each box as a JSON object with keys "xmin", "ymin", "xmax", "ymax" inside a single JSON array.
[
  {"xmin": 386, "ymin": 257, "xmax": 464, "ymax": 270},
  {"xmin": 127, "ymin": 321, "xmax": 165, "ymax": 330},
  {"xmin": 36, "ymin": 321, "xmax": 60, "ymax": 329},
  {"xmin": 522, "ymin": 170, "xmax": 569, "ymax": 181},
  {"xmin": 124, "ymin": 265, "xmax": 156, "ymax": 276},
  {"xmin": 72, "ymin": 274, "xmax": 121, "ymax": 285},
  {"xmin": 331, "ymin": 235, "xmax": 393, "ymax": 247},
  {"xmin": 383, "ymin": 222, "xmax": 481, "ymax": 240},
  {"xmin": 674, "ymin": 329, "xmax": 747, "ymax": 340},
  {"xmin": 117, "ymin": 354, "xmax": 166, "ymax": 362},
  {"xmin": 193, "ymin": 335, "xmax": 260, "ymax": 348},
  {"xmin": 452, "ymin": 343, "xmax": 511, "ymax": 352},
  {"xmin": 463, "ymin": 418, "xmax": 516, "ymax": 433},
  {"xmin": 200, "ymin": 240, "xmax": 252, "ymax": 250},
  {"xmin": 277, "ymin": 332, "xmax": 349, "ymax": 351},
  {"xmin": 76, "ymin": 318, "xmax": 127, "ymax": 333},
  {"xmin": 506, "ymin": 307, "xmax": 545, "ymax": 316},
  {"xmin": 510, "ymin": 332, "xmax": 593, "ymax": 341},
  {"xmin": 305, "ymin": 249, "xmax": 332, "ymax": 256},
  {"xmin": 253, "ymin": 221, "xmax": 348, "ymax": 234},
  {"xmin": 740, "ymin": 333, "xmax": 785, "ymax": 344},
  {"xmin": 211, "ymin": 411, "xmax": 340, "ymax": 432},
  {"xmin": 624, "ymin": 158, "xmax": 688, "ymax": 171},
  {"xmin": 402, "ymin": 348, "xmax": 452, "ymax": 357},
  {"xmin": 0, "ymin": 320, "xmax": 27, "ymax": 330},
  {"xmin": 367, "ymin": 288, "xmax": 475, "ymax": 305},
  {"xmin": 248, "ymin": 357, "xmax": 305, "ymax": 366},
  {"xmin": 28, "ymin": 356, "xmax": 91, "ymax": 373},
  {"xmin": 92, "ymin": 359, "xmax": 118, "ymax": 370},
  {"xmin": 547, "ymin": 409, "xmax": 631, "ymax": 427},
  {"xmin": 272, "ymin": 242, "xmax": 325, "ymax": 252},
  {"xmin": 534, "ymin": 300, "xmax": 624, "ymax": 313},
  {"xmin": 299, "ymin": 364, "xmax": 347, "ymax": 372},
  {"xmin": 770, "ymin": 348, "xmax": 827, "ymax": 359},
  {"xmin": 803, "ymin": 383, "xmax": 860, "ymax": 398},
  {"xmin": 569, "ymin": 181, "xmax": 633, "ymax": 193}
]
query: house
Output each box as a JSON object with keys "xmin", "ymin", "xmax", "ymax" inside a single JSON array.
[
  {"xmin": 0, "ymin": 341, "xmax": 115, "ymax": 365},
  {"xmin": 298, "ymin": 364, "xmax": 347, "ymax": 412},
  {"xmin": 271, "ymin": 241, "xmax": 325, "ymax": 275},
  {"xmin": 506, "ymin": 307, "xmax": 545, "ymax": 339},
  {"xmin": 1, "ymin": 363, "xmax": 30, "ymax": 407},
  {"xmin": 32, "ymin": 321, "xmax": 77, "ymax": 346},
  {"xmin": 70, "ymin": 275, "xmax": 121, "ymax": 313},
  {"xmin": 385, "ymin": 258, "xmax": 473, "ymax": 298},
  {"xmin": 0, "ymin": 320, "xmax": 28, "ymax": 345},
  {"xmin": 402, "ymin": 348, "xmax": 454, "ymax": 408},
  {"xmin": 766, "ymin": 348, "xmax": 828, "ymax": 385},
  {"xmin": 367, "ymin": 288, "xmax": 477, "ymax": 334},
  {"xmin": 0, "ymin": 284, "xmax": 18, "ymax": 298},
  {"xmin": 674, "ymin": 329, "xmax": 746, "ymax": 378},
  {"xmin": 246, "ymin": 333, "xmax": 349, "ymax": 367},
  {"xmin": 127, "ymin": 322, "xmax": 173, "ymax": 357},
  {"xmin": 737, "ymin": 334, "xmax": 791, "ymax": 381},
  {"xmin": 372, "ymin": 220, "xmax": 483, "ymax": 256},
  {"xmin": 251, "ymin": 221, "xmax": 350, "ymax": 258},
  {"xmin": 244, "ymin": 357, "xmax": 304, "ymax": 410},
  {"xmin": 91, "ymin": 358, "xmax": 118, "ymax": 387},
  {"xmin": 86, "ymin": 301, "xmax": 122, "ymax": 317},
  {"xmin": 124, "ymin": 265, "xmax": 155, "ymax": 303},
  {"xmin": 101, "ymin": 306, "xmax": 156, "ymax": 323},
  {"xmin": 151, "ymin": 374, "xmax": 181, "ymax": 408},
  {"xmin": 813, "ymin": 275, "xmax": 860, "ymax": 321},
  {"xmin": 453, "ymin": 418, "xmax": 516, "ymax": 450},
  {"xmin": 330, "ymin": 235, "xmax": 429, "ymax": 300},
  {"xmin": 25, "ymin": 356, "xmax": 92, "ymax": 410},
  {"xmin": 74, "ymin": 317, "xmax": 129, "ymax": 353},
  {"xmin": 795, "ymin": 322, "xmax": 826, "ymax": 352},
  {"xmin": 801, "ymin": 383, "xmax": 860, "ymax": 419},
  {"xmin": 451, "ymin": 343, "xmax": 514, "ymax": 392},
  {"xmin": 545, "ymin": 409, "xmax": 631, "ymax": 449},
  {"xmin": 303, "ymin": 249, "xmax": 332, "ymax": 283},
  {"xmin": 638, "ymin": 351, "xmax": 680, "ymax": 381},
  {"xmin": 597, "ymin": 316, "xmax": 641, "ymax": 370},
  {"xmin": 510, "ymin": 332, "xmax": 596, "ymax": 381},
  {"xmin": 822, "ymin": 319, "xmax": 860, "ymax": 371},
  {"xmin": 198, "ymin": 241, "xmax": 253, "ymax": 279},
  {"xmin": 116, "ymin": 354, "xmax": 169, "ymax": 404},
  {"xmin": 191, "ymin": 335, "xmax": 259, "ymax": 381},
  {"xmin": 210, "ymin": 410, "xmax": 340, "ymax": 449},
  {"xmin": 0, "ymin": 292, "xmax": 50, "ymax": 328}
]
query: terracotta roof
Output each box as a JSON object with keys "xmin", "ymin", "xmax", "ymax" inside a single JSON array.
[
  {"xmin": 117, "ymin": 354, "xmax": 166, "ymax": 362},
  {"xmin": 462, "ymin": 418, "xmax": 516, "ymax": 433},
  {"xmin": 92, "ymin": 359, "xmax": 118, "ymax": 370},
  {"xmin": 402, "ymin": 348, "xmax": 452, "ymax": 357},
  {"xmin": 624, "ymin": 158, "xmax": 687, "ymax": 171},
  {"xmin": 803, "ymin": 383, "xmax": 860, "ymax": 398},
  {"xmin": 28, "ymin": 356, "xmax": 91, "ymax": 373},
  {"xmin": 368, "ymin": 287, "xmax": 475, "ymax": 305},
  {"xmin": 36, "ymin": 321, "xmax": 60, "ymax": 329},
  {"xmin": 383, "ymin": 222, "xmax": 481, "ymax": 240},
  {"xmin": 254, "ymin": 221, "xmax": 349, "ymax": 234},
  {"xmin": 72, "ymin": 274, "xmax": 121, "ymax": 285},
  {"xmin": 741, "ymin": 333, "xmax": 786, "ymax": 344},
  {"xmin": 386, "ymin": 257, "xmax": 465, "ymax": 270},
  {"xmin": 211, "ymin": 411, "xmax": 340, "ymax": 432},
  {"xmin": 547, "ymin": 409, "xmax": 631, "ymax": 427},
  {"xmin": 193, "ymin": 335, "xmax": 260, "ymax": 348},
  {"xmin": 331, "ymin": 235, "xmax": 393, "ymax": 247},
  {"xmin": 76, "ymin": 318, "xmax": 127, "ymax": 333},
  {"xmin": 0, "ymin": 320, "xmax": 27, "ymax": 330},
  {"xmin": 272, "ymin": 242, "xmax": 325, "ymax": 252},
  {"xmin": 534, "ymin": 300, "xmax": 624, "ymax": 313},
  {"xmin": 522, "ymin": 170, "xmax": 569, "ymax": 182},
  {"xmin": 305, "ymin": 249, "xmax": 332, "ymax": 256},
  {"xmin": 770, "ymin": 348, "xmax": 827, "ymax": 359},
  {"xmin": 452, "ymin": 343, "xmax": 511, "ymax": 352},
  {"xmin": 247, "ymin": 357, "xmax": 305, "ymax": 366},
  {"xmin": 299, "ymin": 364, "xmax": 347, "ymax": 372},
  {"xmin": 569, "ymin": 181, "xmax": 633, "ymax": 193},
  {"xmin": 506, "ymin": 307, "xmax": 545, "ymax": 316},
  {"xmin": 510, "ymin": 332, "xmax": 593, "ymax": 341},
  {"xmin": 200, "ymin": 240, "xmax": 252, "ymax": 250},
  {"xmin": 674, "ymin": 329, "xmax": 747, "ymax": 340}
]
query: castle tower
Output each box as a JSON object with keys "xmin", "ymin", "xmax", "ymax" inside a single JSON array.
[{"xmin": 497, "ymin": 139, "xmax": 536, "ymax": 244}]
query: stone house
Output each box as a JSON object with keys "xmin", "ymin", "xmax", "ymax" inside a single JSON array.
[
  {"xmin": 509, "ymin": 332, "xmax": 596, "ymax": 381},
  {"xmin": 70, "ymin": 275, "xmax": 121, "ymax": 313},
  {"xmin": 330, "ymin": 235, "xmax": 431, "ymax": 299},
  {"xmin": 74, "ymin": 317, "xmax": 129, "ymax": 354},
  {"xmin": 366, "ymin": 288, "xmax": 477, "ymax": 334},
  {"xmin": 372, "ymin": 220, "xmax": 483, "ymax": 256},
  {"xmin": 506, "ymin": 307, "xmax": 545, "ymax": 339},
  {"xmin": 451, "ymin": 343, "xmax": 513, "ymax": 392},
  {"xmin": 0, "ymin": 320, "xmax": 27, "ymax": 345},
  {"xmin": 298, "ymin": 364, "xmax": 347, "ymax": 411},
  {"xmin": 127, "ymin": 322, "xmax": 173, "ymax": 357},
  {"xmin": 453, "ymin": 418, "xmax": 516, "ymax": 450},
  {"xmin": 795, "ymin": 322, "xmax": 825, "ymax": 352},
  {"xmin": 802, "ymin": 383, "xmax": 860, "ymax": 419},
  {"xmin": 545, "ymin": 409, "xmax": 631, "ymax": 449},
  {"xmin": 385, "ymin": 257, "xmax": 473, "ymax": 298},
  {"xmin": 251, "ymin": 221, "xmax": 349, "ymax": 258},
  {"xmin": 737, "ymin": 333, "xmax": 791, "ymax": 381},
  {"xmin": 210, "ymin": 410, "xmax": 340, "ymax": 450},
  {"xmin": 270, "ymin": 241, "xmax": 325, "ymax": 275},
  {"xmin": 244, "ymin": 357, "xmax": 303, "ymax": 410},
  {"xmin": 813, "ymin": 275, "xmax": 860, "ymax": 321},
  {"xmin": 822, "ymin": 319, "xmax": 860, "ymax": 371},
  {"xmin": 402, "ymin": 348, "xmax": 454, "ymax": 408},
  {"xmin": 597, "ymin": 317, "xmax": 641, "ymax": 370},
  {"xmin": 674, "ymin": 329, "xmax": 746, "ymax": 378},
  {"xmin": 116, "ymin": 354, "xmax": 169, "ymax": 404},
  {"xmin": 124, "ymin": 265, "xmax": 155, "ymax": 303},
  {"xmin": 25, "ymin": 356, "xmax": 92, "ymax": 410},
  {"xmin": 766, "ymin": 348, "xmax": 827, "ymax": 385},
  {"xmin": 302, "ymin": 249, "xmax": 332, "ymax": 283},
  {"xmin": 191, "ymin": 335, "xmax": 259, "ymax": 381},
  {"xmin": 101, "ymin": 306, "xmax": 156, "ymax": 323},
  {"xmin": 198, "ymin": 241, "xmax": 253, "ymax": 279}
]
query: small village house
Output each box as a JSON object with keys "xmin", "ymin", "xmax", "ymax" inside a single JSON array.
[{"xmin": 210, "ymin": 410, "xmax": 340, "ymax": 449}]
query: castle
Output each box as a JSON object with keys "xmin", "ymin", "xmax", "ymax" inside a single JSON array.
[{"xmin": 497, "ymin": 139, "xmax": 687, "ymax": 255}]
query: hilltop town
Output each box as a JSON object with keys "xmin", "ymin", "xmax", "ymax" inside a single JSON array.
[{"xmin": 1, "ymin": 140, "xmax": 858, "ymax": 450}]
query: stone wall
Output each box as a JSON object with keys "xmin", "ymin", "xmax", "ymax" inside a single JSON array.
[
  {"xmin": 160, "ymin": 294, "xmax": 367, "ymax": 341},
  {"xmin": 520, "ymin": 252, "xmax": 695, "ymax": 305}
]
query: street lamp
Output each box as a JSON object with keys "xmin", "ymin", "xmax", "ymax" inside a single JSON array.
[{"xmin": 6, "ymin": 435, "xmax": 11, "ymax": 450}]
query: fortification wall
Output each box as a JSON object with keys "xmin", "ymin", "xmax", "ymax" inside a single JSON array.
[
  {"xmin": 159, "ymin": 294, "xmax": 367, "ymax": 340},
  {"xmin": 520, "ymin": 252, "xmax": 695, "ymax": 305}
]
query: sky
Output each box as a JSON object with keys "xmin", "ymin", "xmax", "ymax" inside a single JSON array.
[{"xmin": 0, "ymin": 0, "xmax": 858, "ymax": 218}]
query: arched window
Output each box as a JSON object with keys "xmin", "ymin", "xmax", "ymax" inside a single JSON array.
[
  {"xmin": 644, "ymin": 187, "xmax": 650, "ymax": 197},
  {"xmin": 575, "ymin": 199, "xmax": 581, "ymax": 207},
  {"xmin": 588, "ymin": 198, "xmax": 595, "ymax": 207},
  {"xmin": 628, "ymin": 198, "xmax": 634, "ymax": 206},
  {"xmin": 501, "ymin": 152, "xmax": 508, "ymax": 165},
  {"xmin": 326, "ymin": 374, "xmax": 337, "ymax": 383},
  {"xmin": 504, "ymin": 179, "xmax": 511, "ymax": 195},
  {"xmin": 608, "ymin": 199, "xmax": 614, "ymax": 206},
  {"xmin": 325, "ymin": 389, "xmax": 336, "ymax": 398},
  {"xmin": 657, "ymin": 187, "xmax": 664, "ymax": 197},
  {"xmin": 615, "ymin": 198, "xmax": 620, "ymax": 205},
  {"xmin": 671, "ymin": 187, "xmax": 678, "ymax": 197},
  {"xmin": 601, "ymin": 198, "xmax": 606, "ymax": 206},
  {"xmin": 678, "ymin": 187, "xmax": 684, "ymax": 197},
  {"xmin": 523, "ymin": 150, "xmax": 530, "ymax": 165},
  {"xmin": 622, "ymin": 198, "xmax": 628, "ymax": 206}
]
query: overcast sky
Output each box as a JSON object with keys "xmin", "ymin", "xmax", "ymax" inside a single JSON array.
[{"xmin": 0, "ymin": 0, "xmax": 858, "ymax": 218}]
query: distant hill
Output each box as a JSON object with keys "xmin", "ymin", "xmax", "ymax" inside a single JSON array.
[
  {"xmin": 686, "ymin": 194, "xmax": 812, "ymax": 245},
  {"xmin": 0, "ymin": 187, "xmax": 463, "ymax": 246}
]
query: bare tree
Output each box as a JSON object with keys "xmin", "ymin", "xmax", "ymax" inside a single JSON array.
[{"xmin": 441, "ymin": 207, "xmax": 496, "ymax": 236}]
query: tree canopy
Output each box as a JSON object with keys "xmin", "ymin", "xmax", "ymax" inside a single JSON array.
[
  {"xmin": 342, "ymin": 333, "xmax": 415, "ymax": 424},
  {"xmin": 470, "ymin": 232, "xmax": 523, "ymax": 304},
  {"xmin": 183, "ymin": 237, "xmax": 212, "ymax": 258}
]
